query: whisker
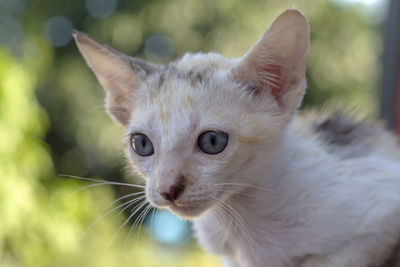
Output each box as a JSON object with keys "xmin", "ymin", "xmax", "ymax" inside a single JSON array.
[
  {"xmin": 103, "ymin": 191, "xmax": 146, "ymax": 214},
  {"xmin": 80, "ymin": 195, "xmax": 147, "ymax": 240},
  {"xmin": 66, "ymin": 183, "xmax": 144, "ymax": 199},
  {"xmin": 148, "ymin": 209, "xmax": 157, "ymax": 241},
  {"xmin": 134, "ymin": 203, "xmax": 153, "ymax": 242},
  {"xmin": 202, "ymin": 191, "xmax": 259, "ymax": 267},
  {"xmin": 219, "ymin": 200, "xmax": 259, "ymax": 267},
  {"xmin": 118, "ymin": 195, "xmax": 147, "ymax": 214},
  {"xmin": 88, "ymin": 105, "xmax": 107, "ymax": 114},
  {"xmin": 212, "ymin": 188, "xmax": 269, "ymax": 201},
  {"xmin": 59, "ymin": 174, "xmax": 145, "ymax": 189},
  {"xmin": 105, "ymin": 199, "xmax": 149, "ymax": 252},
  {"xmin": 123, "ymin": 201, "xmax": 150, "ymax": 247},
  {"xmin": 213, "ymin": 182, "xmax": 274, "ymax": 193},
  {"xmin": 221, "ymin": 206, "xmax": 256, "ymax": 265},
  {"xmin": 212, "ymin": 204, "xmax": 236, "ymax": 245},
  {"xmin": 205, "ymin": 198, "xmax": 251, "ymax": 259}
]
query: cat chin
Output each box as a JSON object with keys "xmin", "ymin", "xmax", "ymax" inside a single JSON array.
[{"xmin": 168, "ymin": 204, "xmax": 209, "ymax": 219}]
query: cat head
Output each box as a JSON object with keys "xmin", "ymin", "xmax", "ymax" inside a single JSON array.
[{"xmin": 73, "ymin": 9, "xmax": 309, "ymax": 219}]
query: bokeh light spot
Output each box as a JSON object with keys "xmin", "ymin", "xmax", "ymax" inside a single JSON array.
[
  {"xmin": 44, "ymin": 16, "xmax": 73, "ymax": 47},
  {"xmin": 0, "ymin": 15, "xmax": 23, "ymax": 51},
  {"xmin": 0, "ymin": 0, "xmax": 26, "ymax": 14},
  {"xmin": 144, "ymin": 34, "xmax": 174, "ymax": 63},
  {"xmin": 148, "ymin": 210, "xmax": 190, "ymax": 245},
  {"xmin": 86, "ymin": 0, "xmax": 117, "ymax": 19}
]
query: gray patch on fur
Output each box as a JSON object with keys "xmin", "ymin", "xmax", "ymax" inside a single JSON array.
[
  {"xmin": 313, "ymin": 112, "xmax": 376, "ymax": 158},
  {"xmin": 381, "ymin": 235, "xmax": 400, "ymax": 267},
  {"xmin": 187, "ymin": 69, "xmax": 204, "ymax": 86},
  {"xmin": 155, "ymin": 62, "xmax": 209, "ymax": 90},
  {"xmin": 314, "ymin": 113, "xmax": 370, "ymax": 146}
]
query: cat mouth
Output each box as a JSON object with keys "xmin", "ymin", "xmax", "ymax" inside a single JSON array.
[{"xmin": 168, "ymin": 202, "xmax": 208, "ymax": 218}]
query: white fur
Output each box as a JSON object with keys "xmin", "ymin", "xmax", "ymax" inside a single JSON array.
[
  {"xmin": 74, "ymin": 9, "xmax": 400, "ymax": 267},
  {"xmin": 194, "ymin": 121, "xmax": 400, "ymax": 267}
]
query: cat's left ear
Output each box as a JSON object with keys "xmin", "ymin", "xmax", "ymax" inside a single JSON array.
[
  {"xmin": 73, "ymin": 31, "xmax": 161, "ymax": 126},
  {"xmin": 235, "ymin": 9, "xmax": 310, "ymax": 115}
]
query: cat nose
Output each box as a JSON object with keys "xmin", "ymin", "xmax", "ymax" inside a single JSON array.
[
  {"xmin": 159, "ymin": 184, "xmax": 185, "ymax": 201},
  {"xmin": 157, "ymin": 175, "xmax": 185, "ymax": 201}
]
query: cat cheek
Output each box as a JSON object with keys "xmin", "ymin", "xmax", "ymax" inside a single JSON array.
[{"xmin": 144, "ymin": 181, "xmax": 160, "ymax": 204}]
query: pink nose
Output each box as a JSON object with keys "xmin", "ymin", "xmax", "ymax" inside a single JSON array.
[{"xmin": 159, "ymin": 183, "xmax": 185, "ymax": 201}]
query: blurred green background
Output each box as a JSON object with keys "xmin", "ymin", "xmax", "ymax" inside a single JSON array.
[{"xmin": 0, "ymin": 0, "xmax": 389, "ymax": 266}]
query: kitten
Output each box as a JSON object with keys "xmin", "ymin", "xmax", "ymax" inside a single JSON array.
[{"xmin": 73, "ymin": 9, "xmax": 400, "ymax": 267}]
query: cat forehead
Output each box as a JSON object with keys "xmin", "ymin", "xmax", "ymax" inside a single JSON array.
[
  {"xmin": 127, "ymin": 53, "xmax": 241, "ymax": 134},
  {"xmin": 174, "ymin": 52, "xmax": 234, "ymax": 72},
  {"xmin": 152, "ymin": 52, "xmax": 235, "ymax": 89},
  {"xmin": 137, "ymin": 53, "xmax": 237, "ymax": 115}
]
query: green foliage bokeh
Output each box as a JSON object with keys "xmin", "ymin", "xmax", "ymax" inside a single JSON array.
[{"xmin": 0, "ymin": 0, "xmax": 384, "ymax": 266}]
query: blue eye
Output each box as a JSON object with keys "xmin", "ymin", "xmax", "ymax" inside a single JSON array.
[
  {"xmin": 198, "ymin": 131, "xmax": 229, "ymax": 155},
  {"xmin": 131, "ymin": 133, "xmax": 154, "ymax": 156}
]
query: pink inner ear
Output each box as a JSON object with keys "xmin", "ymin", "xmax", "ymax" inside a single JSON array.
[{"xmin": 257, "ymin": 62, "xmax": 283, "ymax": 106}]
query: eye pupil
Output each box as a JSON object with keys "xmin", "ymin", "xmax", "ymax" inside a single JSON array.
[
  {"xmin": 131, "ymin": 133, "xmax": 154, "ymax": 156},
  {"xmin": 198, "ymin": 130, "xmax": 228, "ymax": 155},
  {"xmin": 210, "ymin": 134, "xmax": 216, "ymax": 146}
]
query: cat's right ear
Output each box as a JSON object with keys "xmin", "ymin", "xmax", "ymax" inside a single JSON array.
[
  {"xmin": 73, "ymin": 31, "xmax": 160, "ymax": 126},
  {"xmin": 235, "ymin": 9, "xmax": 310, "ymax": 116}
]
